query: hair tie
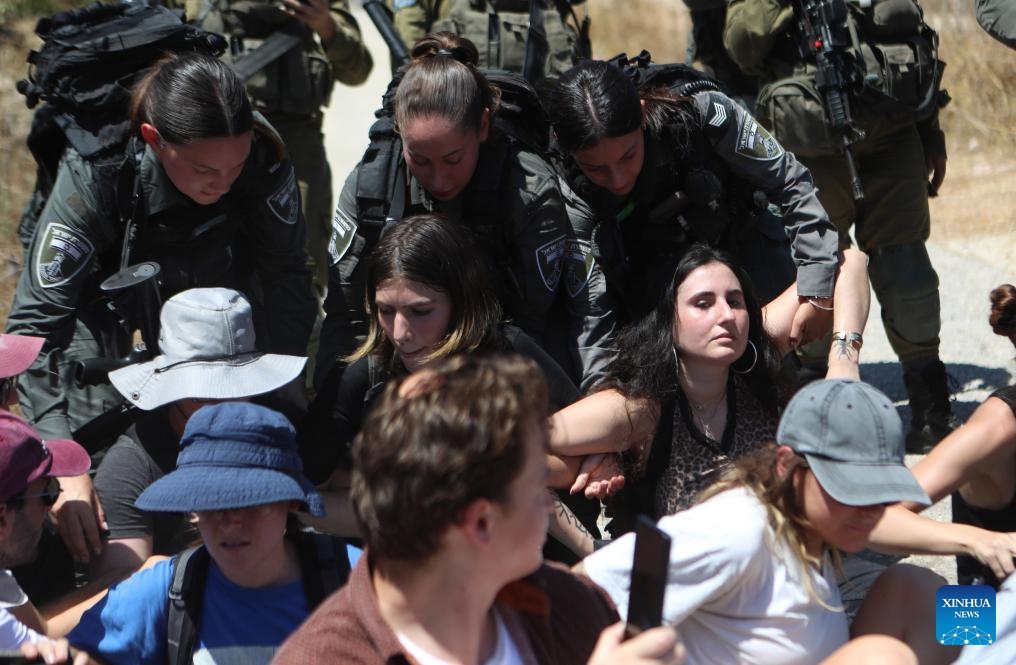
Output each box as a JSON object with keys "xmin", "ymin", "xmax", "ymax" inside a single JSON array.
[{"xmin": 436, "ymin": 48, "xmax": 452, "ymax": 57}]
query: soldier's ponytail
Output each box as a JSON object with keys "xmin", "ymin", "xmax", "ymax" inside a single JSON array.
[
  {"xmin": 394, "ymin": 32, "xmax": 499, "ymax": 134},
  {"xmin": 129, "ymin": 51, "xmax": 253, "ymax": 145}
]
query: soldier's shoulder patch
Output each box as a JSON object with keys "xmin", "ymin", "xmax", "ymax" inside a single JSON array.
[
  {"xmin": 736, "ymin": 117, "xmax": 784, "ymax": 160},
  {"xmin": 266, "ymin": 165, "xmax": 300, "ymax": 225},
  {"xmin": 535, "ymin": 236, "xmax": 565, "ymax": 293},
  {"xmin": 328, "ymin": 207, "xmax": 358, "ymax": 265},
  {"xmin": 564, "ymin": 238, "xmax": 595, "ymax": 298},
  {"xmin": 35, "ymin": 223, "xmax": 95, "ymax": 289}
]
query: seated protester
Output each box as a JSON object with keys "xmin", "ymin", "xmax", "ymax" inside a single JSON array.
[
  {"xmin": 0, "ymin": 411, "xmax": 91, "ymax": 649},
  {"xmin": 318, "ymin": 31, "xmax": 611, "ymax": 393},
  {"xmin": 276, "ymin": 354, "xmax": 652, "ymax": 664},
  {"xmin": 89, "ymin": 288, "xmax": 306, "ymax": 582},
  {"xmin": 579, "ymin": 379, "xmax": 957, "ymax": 665},
  {"xmin": 868, "ymin": 283, "xmax": 1016, "ymax": 587},
  {"xmin": 69, "ymin": 402, "xmax": 356, "ymax": 665},
  {"xmin": 0, "ymin": 334, "xmax": 54, "ymax": 630},
  {"xmin": 302, "ymin": 213, "xmax": 599, "ymax": 559},
  {"xmin": 546, "ymin": 244, "xmax": 869, "ymax": 534}
]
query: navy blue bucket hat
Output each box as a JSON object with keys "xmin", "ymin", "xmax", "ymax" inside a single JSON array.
[{"xmin": 135, "ymin": 402, "xmax": 324, "ymax": 516}]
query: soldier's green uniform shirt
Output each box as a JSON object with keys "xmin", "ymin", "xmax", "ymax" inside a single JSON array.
[
  {"xmin": 180, "ymin": 0, "xmax": 373, "ymax": 292},
  {"xmin": 6, "ymin": 120, "xmax": 317, "ymax": 441}
]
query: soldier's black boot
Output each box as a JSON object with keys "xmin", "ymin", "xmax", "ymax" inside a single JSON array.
[{"xmin": 902, "ymin": 358, "xmax": 957, "ymax": 454}]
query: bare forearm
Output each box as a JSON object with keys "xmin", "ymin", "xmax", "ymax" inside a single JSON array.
[{"xmin": 548, "ymin": 497, "xmax": 597, "ymax": 558}]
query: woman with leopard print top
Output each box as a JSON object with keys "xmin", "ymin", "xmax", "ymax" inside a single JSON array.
[{"xmin": 548, "ymin": 243, "xmax": 869, "ymax": 534}]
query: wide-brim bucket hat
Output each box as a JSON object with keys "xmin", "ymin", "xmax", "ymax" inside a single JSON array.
[
  {"xmin": 777, "ymin": 379, "xmax": 930, "ymax": 507},
  {"xmin": 135, "ymin": 401, "xmax": 324, "ymax": 516},
  {"xmin": 109, "ymin": 288, "xmax": 305, "ymax": 410}
]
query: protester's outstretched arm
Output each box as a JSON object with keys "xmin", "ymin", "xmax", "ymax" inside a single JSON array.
[
  {"xmin": 907, "ymin": 394, "xmax": 1016, "ymax": 511},
  {"xmin": 869, "ymin": 504, "xmax": 1016, "ymax": 582},
  {"xmin": 825, "ymin": 248, "xmax": 870, "ymax": 380},
  {"xmin": 548, "ymin": 496, "xmax": 597, "ymax": 558},
  {"xmin": 549, "ymin": 390, "xmax": 659, "ymax": 457}
]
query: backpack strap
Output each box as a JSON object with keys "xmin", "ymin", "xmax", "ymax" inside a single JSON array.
[
  {"xmin": 167, "ymin": 545, "xmax": 211, "ymax": 665},
  {"xmin": 295, "ymin": 531, "xmax": 352, "ymax": 610}
]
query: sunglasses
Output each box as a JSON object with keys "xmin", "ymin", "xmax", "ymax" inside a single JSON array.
[{"xmin": 7, "ymin": 484, "xmax": 62, "ymax": 508}]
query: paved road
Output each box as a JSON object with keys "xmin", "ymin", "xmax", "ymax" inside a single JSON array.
[{"xmin": 323, "ymin": 9, "xmax": 1016, "ymax": 585}]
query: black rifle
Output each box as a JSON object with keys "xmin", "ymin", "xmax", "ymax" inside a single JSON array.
[
  {"xmin": 363, "ymin": 0, "xmax": 410, "ymax": 67},
  {"xmin": 792, "ymin": 0, "xmax": 866, "ymax": 200},
  {"xmin": 72, "ymin": 261, "xmax": 162, "ymax": 452}
]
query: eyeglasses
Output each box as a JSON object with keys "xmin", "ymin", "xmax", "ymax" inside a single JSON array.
[
  {"xmin": 7, "ymin": 486, "xmax": 62, "ymax": 508},
  {"xmin": 1, "ymin": 376, "xmax": 18, "ymax": 405}
]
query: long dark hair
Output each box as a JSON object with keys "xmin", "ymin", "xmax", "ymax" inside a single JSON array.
[
  {"xmin": 599, "ymin": 244, "xmax": 781, "ymax": 414},
  {"xmin": 129, "ymin": 52, "xmax": 253, "ymax": 144},
  {"xmin": 348, "ymin": 214, "xmax": 503, "ymax": 368},
  {"xmin": 548, "ymin": 58, "xmax": 696, "ymax": 154},
  {"xmin": 394, "ymin": 32, "xmax": 499, "ymax": 134}
]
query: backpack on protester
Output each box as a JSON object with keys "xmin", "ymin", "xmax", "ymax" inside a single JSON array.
[
  {"xmin": 166, "ymin": 531, "xmax": 352, "ymax": 665},
  {"xmin": 15, "ymin": 0, "xmax": 228, "ymax": 249}
]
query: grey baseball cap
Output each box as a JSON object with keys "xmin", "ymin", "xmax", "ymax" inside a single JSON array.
[{"xmin": 777, "ymin": 379, "xmax": 930, "ymax": 507}]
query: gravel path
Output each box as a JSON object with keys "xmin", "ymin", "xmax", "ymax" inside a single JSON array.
[{"xmin": 324, "ymin": 10, "xmax": 1016, "ymax": 586}]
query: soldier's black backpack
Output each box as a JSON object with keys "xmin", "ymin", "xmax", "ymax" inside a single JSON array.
[
  {"xmin": 166, "ymin": 531, "xmax": 352, "ymax": 665},
  {"xmin": 15, "ymin": 0, "xmax": 227, "ymax": 247}
]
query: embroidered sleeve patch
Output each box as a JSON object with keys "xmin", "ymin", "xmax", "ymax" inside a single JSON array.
[
  {"xmin": 266, "ymin": 166, "xmax": 300, "ymax": 225},
  {"xmin": 564, "ymin": 238, "xmax": 595, "ymax": 298},
  {"xmin": 328, "ymin": 207, "xmax": 358, "ymax": 266},
  {"xmin": 736, "ymin": 117, "xmax": 784, "ymax": 160},
  {"xmin": 35, "ymin": 223, "xmax": 95, "ymax": 289},
  {"xmin": 536, "ymin": 236, "xmax": 565, "ymax": 293}
]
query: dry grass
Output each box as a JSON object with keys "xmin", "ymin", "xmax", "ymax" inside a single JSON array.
[{"xmin": 0, "ymin": 0, "xmax": 1012, "ymax": 324}]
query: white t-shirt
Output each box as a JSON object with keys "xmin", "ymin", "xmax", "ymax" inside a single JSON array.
[
  {"xmin": 396, "ymin": 609, "xmax": 524, "ymax": 665},
  {"xmin": 584, "ymin": 487, "xmax": 849, "ymax": 665},
  {"xmin": 0, "ymin": 606, "xmax": 43, "ymax": 650},
  {"xmin": 0, "ymin": 569, "xmax": 28, "ymax": 609}
]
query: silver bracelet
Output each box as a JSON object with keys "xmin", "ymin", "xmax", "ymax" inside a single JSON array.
[
  {"xmin": 832, "ymin": 331, "xmax": 864, "ymax": 350},
  {"xmin": 807, "ymin": 297, "xmax": 835, "ymax": 311}
]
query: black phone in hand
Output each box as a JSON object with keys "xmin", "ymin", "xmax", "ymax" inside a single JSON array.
[{"xmin": 624, "ymin": 514, "xmax": 672, "ymax": 640}]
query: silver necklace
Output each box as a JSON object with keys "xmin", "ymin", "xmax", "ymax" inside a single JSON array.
[{"xmin": 690, "ymin": 392, "xmax": 726, "ymax": 440}]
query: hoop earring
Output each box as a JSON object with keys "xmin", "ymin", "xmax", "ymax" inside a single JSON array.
[{"xmin": 733, "ymin": 340, "xmax": 758, "ymax": 375}]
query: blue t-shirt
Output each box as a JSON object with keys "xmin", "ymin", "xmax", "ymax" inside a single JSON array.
[{"xmin": 70, "ymin": 556, "xmax": 311, "ymax": 665}]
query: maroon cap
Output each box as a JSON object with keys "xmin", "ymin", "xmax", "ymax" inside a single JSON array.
[
  {"xmin": 0, "ymin": 412, "xmax": 91, "ymax": 502},
  {"xmin": 0, "ymin": 334, "xmax": 44, "ymax": 378}
]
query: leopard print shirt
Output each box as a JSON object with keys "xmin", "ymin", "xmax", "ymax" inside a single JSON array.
[{"xmin": 653, "ymin": 374, "xmax": 777, "ymax": 517}]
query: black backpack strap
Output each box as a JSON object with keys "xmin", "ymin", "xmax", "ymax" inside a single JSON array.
[
  {"xmin": 167, "ymin": 545, "xmax": 210, "ymax": 665},
  {"xmin": 295, "ymin": 531, "xmax": 352, "ymax": 610}
]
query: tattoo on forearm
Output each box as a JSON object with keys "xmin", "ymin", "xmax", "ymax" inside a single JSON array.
[
  {"xmin": 834, "ymin": 337, "xmax": 856, "ymax": 361},
  {"xmin": 554, "ymin": 499, "xmax": 593, "ymax": 538}
]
